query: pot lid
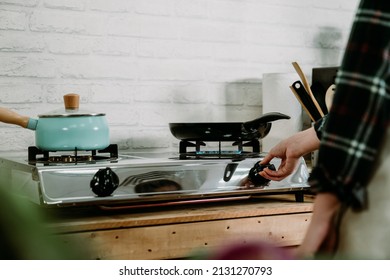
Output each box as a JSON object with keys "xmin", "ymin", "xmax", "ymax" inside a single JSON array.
[{"xmin": 38, "ymin": 94, "xmax": 105, "ymax": 118}]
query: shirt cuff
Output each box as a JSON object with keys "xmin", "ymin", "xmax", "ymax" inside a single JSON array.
[
  {"xmin": 309, "ymin": 166, "xmax": 368, "ymax": 211},
  {"xmin": 313, "ymin": 115, "xmax": 329, "ymax": 140}
]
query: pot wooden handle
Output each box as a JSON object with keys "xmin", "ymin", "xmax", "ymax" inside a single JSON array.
[
  {"xmin": 63, "ymin": 93, "xmax": 80, "ymax": 110},
  {"xmin": 0, "ymin": 107, "xmax": 30, "ymax": 128}
]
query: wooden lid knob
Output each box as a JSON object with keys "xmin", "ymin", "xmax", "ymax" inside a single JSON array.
[{"xmin": 63, "ymin": 93, "xmax": 80, "ymax": 110}]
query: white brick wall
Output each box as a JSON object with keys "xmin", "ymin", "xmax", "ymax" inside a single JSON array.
[{"xmin": 0, "ymin": 0, "xmax": 359, "ymax": 152}]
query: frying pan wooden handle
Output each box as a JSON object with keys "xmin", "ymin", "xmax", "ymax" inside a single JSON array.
[
  {"xmin": 0, "ymin": 107, "xmax": 30, "ymax": 128},
  {"xmin": 63, "ymin": 93, "xmax": 80, "ymax": 110}
]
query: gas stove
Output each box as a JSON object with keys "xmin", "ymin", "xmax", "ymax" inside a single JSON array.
[{"xmin": 0, "ymin": 145, "xmax": 310, "ymax": 209}]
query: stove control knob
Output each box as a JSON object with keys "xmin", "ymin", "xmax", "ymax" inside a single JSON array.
[
  {"xmin": 248, "ymin": 162, "xmax": 276, "ymax": 185},
  {"xmin": 90, "ymin": 167, "xmax": 119, "ymax": 197}
]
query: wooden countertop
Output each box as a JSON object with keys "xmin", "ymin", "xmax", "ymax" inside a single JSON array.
[
  {"xmin": 46, "ymin": 194, "xmax": 314, "ymax": 259},
  {"xmin": 48, "ymin": 194, "xmax": 314, "ymax": 233}
]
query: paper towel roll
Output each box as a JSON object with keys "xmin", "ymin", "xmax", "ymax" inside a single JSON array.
[{"xmin": 262, "ymin": 72, "xmax": 302, "ymax": 152}]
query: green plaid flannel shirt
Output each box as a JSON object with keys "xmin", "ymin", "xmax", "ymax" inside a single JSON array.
[{"xmin": 310, "ymin": 0, "xmax": 390, "ymax": 210}]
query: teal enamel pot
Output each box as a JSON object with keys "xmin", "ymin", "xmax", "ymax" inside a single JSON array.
[{"xmin": 0, "ymin": 94, "xmax": 110, "ymax": 151}]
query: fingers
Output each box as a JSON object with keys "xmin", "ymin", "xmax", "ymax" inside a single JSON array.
[
  {"xmin": 259, "ymin": 168, "xmax": 285, "ymax": 181},
  {"xmin": 260, "ymin": 159, "xmax": 298, "ymax": 181},
  {"xmin": 259, "ymin": 153, "xmax": 274, "ymax": 165}
]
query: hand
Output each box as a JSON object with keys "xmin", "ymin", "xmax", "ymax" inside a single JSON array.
[
  {"xmin": 259, "ymin": 147, "xmax": 301, "ymax": 181},
  {"xmin": 260, "ymin": 127, "xmax": 320, "ymax": 181}
]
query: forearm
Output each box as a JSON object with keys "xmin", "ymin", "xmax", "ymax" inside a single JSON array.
[
  {"xmin": 286, "ymin": 126, "xmax": 321, "ymax": 157},
  {"xmin": 296, "ymin": 192, "xmax": 341, "ymax": 258}
]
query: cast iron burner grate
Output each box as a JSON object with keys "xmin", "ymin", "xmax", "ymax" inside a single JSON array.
[
  {"xmin": 178, "ymin": 139, "xmax": 260, "ymax": 160},
  {"xmin": 28, "ymin": 144, "xmax": 118, "ymax": 165}
]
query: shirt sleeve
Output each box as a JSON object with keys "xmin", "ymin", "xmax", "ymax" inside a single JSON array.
[{"xmin": 308, "ymin": 0, "xmax": 390, "ymax": 210}]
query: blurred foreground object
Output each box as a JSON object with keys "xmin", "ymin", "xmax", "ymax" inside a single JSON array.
[
  {"xmin": 193, "ymin": 239, "xmax": 294, "ymax": 260},
  {"xmin": 0, "ymin": 189, "xmax": 84, "ymax": 259}
]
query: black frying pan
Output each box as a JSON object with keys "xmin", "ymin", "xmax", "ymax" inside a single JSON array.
[{"xmin": 169, "ymin": 112, "xmax": 290, "ymax": 141}]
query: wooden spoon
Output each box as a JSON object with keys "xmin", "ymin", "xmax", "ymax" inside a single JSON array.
[
  {"xmin": 292, "ymin": 62, "xmax": 324, "ymax": 118},
  {"xmin": 325, "ymin": 84, "xmax": 336, "ymax": 111},
  {"xmin": 289, "ymin": 85, "xmax": 315, "ymax": 122}
]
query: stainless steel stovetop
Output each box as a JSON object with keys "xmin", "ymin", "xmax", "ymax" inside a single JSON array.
[{"xmin": 0, "ymin": 150, "xmax": 310, "ymax": 208}]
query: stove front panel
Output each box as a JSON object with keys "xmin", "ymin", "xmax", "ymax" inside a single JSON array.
[{"xmin": 0, "ymin": 155, "xmax": 310, "ymax": 207}]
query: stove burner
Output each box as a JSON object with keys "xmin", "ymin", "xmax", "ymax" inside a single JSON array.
[
  {"xmin": 179, "ymin": 139, "xmax": 260, "ymax": 160},
  {"xmin": 28, "ymin": 144, "xmax": 118, "ymax": 165},
  {"xmin": 48, "ymin": 155, "xmax": 94, "ymax": 163}
]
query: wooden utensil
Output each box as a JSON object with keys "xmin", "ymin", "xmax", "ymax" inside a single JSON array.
[
  {"xmin": 292, "ymin": 62, "xmax": 325, "ymax": 118},
  {"xmin": 289, "ymin": 85, "xmax": 316, "ymax": 122},
  {"xmin": 292, "ymin": 81, "xmax": 322, "ymax": 120},
  {"xmin": 325, "ymin": 84, "xmax": 336, "ymax": 111},
  {"xmin": 290, "ymin": 80, "xmax": 323, "ymax": 121}
]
